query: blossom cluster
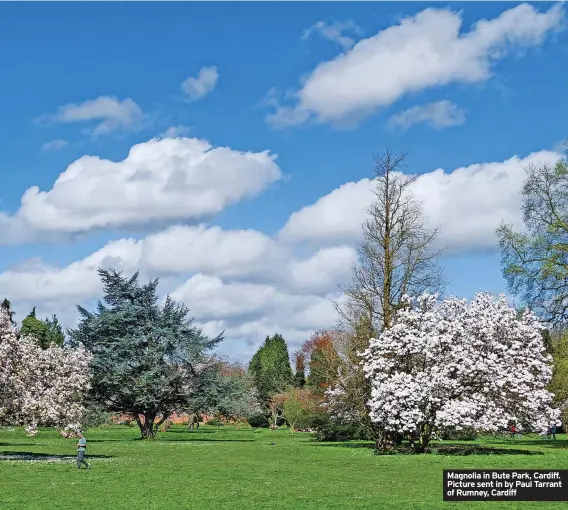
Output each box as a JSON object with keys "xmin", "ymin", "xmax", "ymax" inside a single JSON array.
[
  {"xmin": 362, "ymin": 293, "xmax": 560, "ymax": 436},
  {"xmin": 0, "ymin": 308, "xmax": 92, "ymax": 436}
]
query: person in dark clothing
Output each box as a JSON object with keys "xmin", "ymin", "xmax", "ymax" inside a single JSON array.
[{"xmin": 551, "ymin": 424, "xmax": 557, "ymax": 440}]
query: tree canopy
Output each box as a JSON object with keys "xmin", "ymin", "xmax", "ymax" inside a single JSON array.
[
  {"xmin": 0, "ymin": 307, "xmax": 91, "ymax": 436},
  {"xmin": 68, "ymin": 268, "xmax": 222, "ymax": 439},
  {"xmin": 497, "ymin": 153, "xmax": 568, "ymax": 328},
  {"xmin": 363, "ymin": 293, "xmax": 559, "ymax": 452},
  {"xmin": 248, "ymin": 334, "xmax": 293, "ymax": 405}
]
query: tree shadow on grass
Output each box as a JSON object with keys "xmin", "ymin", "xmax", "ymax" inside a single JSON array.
[
  {"xmin": 0, "ymin": 443, "xmax": 47, "ymax": 447},
  {"xmin": 311, "ymin": 442, "xmax": 375, "ymax": 449},
  {"xmin": 0, "ymin": 451, "xmax": 113, "ymax": 462},
  {"xmin": 160, "ymin": 437, "xmax": 254, "ymax": 443},
  {"xmin": 164, "ymin": 429, "xmax": 217, "ymax": 434},
  {"xmin": 492, "ymin": 439, "xmax": 568, "ymax": 450},
  {"xmin": 426, "ymin": 444, "xmax": 544, "ymax": 456},
  {"xmin": 310, "ymin": 442, "xmax": 544, "ymax": 456},
  {"xmin": 87, "ymin": 439, "xmax": 139, "ymax": 443}
]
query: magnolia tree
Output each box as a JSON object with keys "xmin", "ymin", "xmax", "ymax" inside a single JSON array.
[
  {"xmin": 363, "ymin": 293, "xmax": 560, "ymax": 452},
  {"xmin": 0, "ymin": 308, "xmax": 91, "ymax": 436}
]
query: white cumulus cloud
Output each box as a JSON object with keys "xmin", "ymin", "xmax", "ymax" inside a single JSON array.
[
  {"xmin": 280, "ymin": 149, "xmax": 564, "ymax": 252},
  {"xmin": 267, "ymin": 4, "xmax": 563, "ymax": 127},
  {"xmin": 0, "ymin": 137, "xmax": 282, "ymax": 240}
]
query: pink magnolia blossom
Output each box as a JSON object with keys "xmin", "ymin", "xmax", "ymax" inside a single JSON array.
[{"xmin": 0, "ymin": 308, "xmax": 91, "ymax": 436}]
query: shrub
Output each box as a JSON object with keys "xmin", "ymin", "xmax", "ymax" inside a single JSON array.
[
  {"xmin": 81, "ymin": 406, "xmax": 113, "ymax": 429},
  {"xmin": 439, "ymin": 427, "xmax": 478, "ymax": 441},
  {"xmin": 311, "ymin": 414, "xmax": 373, "ymax": 442},
  {"xmin": 247, "ymin": 413, "xmax": 269, "ymax": 428},
  {"xmin": 206, "ymin": 419, "xmax": 224, "ymax": 426}
]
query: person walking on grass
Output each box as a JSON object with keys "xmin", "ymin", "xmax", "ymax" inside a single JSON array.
[
  {"xmin": 551, "ymin": 424, "xmax": 557, "ymax": 440},
  {"xmin": 76, "ymin": 430, "xmax": 90, "ymax": 470}
]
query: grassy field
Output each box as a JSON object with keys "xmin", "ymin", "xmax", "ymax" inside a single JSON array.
[{"xmin": 1, "ymin": 425, "xmax": 567, "ymax": 509}]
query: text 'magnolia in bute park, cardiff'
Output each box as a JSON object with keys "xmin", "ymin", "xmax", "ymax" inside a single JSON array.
[{"xmin": 443, "ymin": 470, "xmax": 568, "ymax": 501}]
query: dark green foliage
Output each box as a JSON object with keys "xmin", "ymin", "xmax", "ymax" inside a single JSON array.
[
  {"xmin": 44, "ymin": 314, "xmax": 65, "ymax": 347},
  {"xmin": 19, "ymin": 308, "xmax": 65, "ymax": 349},
  {"xmin": 248, "ymin": 334, "xmax": 294, "ymax": 404},
  {"xmin": 205, "ymin": 419, "xmax": 224, "ymax": 426},
  {"xmin": 1, "ymin": 299, "xmax": 16, "ymax": 326},
  {"xmin": 185, "ymin": 361, "xmax": 260, "ymax": 421},
  {"xmin": 247, "ymin": 413, "xmax": 270, "ymax": 428},
  {"xmin": 311, "ymin": 414, "xmax": 373, "ymax": 442},
  {"xmin": 439, "ymin": 427, "xmax": 478, "ymax": 441},
  {"xmin": 81, "ymin": 405, "xmax": 113, "ymax": 430},
  {"xmin": 68, "ymin": 268, "xmax": 222, "ymax": 439},
  {"xmin": 20, "ymin": 311, "xmax": 48, "ymax": 347}
]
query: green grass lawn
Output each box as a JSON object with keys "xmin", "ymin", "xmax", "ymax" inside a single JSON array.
[{"xmin": 1, "ymin": 425, "xmax": 567, "ymax": 509}]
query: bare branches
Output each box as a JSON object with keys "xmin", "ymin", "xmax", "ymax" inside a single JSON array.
[{"xmin": 337, "ymin": 149, "xmax": 445, "ymax": 334}]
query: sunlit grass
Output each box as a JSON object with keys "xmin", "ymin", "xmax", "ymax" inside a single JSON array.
[{"xmin": 1, "ymin": 425, "xmax": 567, "ymax": 509}]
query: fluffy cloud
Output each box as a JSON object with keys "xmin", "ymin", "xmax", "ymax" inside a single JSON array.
[
  {"xmin": 279, "ymin": 179, "xmax": 374, "ymax": 244},
  {"xmin": 171, "ymin": 274, "xmax": 341, "ymax": 357},
  {"xmin": 301, "ymin": 20, "xmax": 363, "ymax": 50},
  {"xmin": 388, "ymin": 100, "xmax": 466, "ymax": 130},
  {"xmin": 40, "ymin": 96, "xmax": 145, "ymax": 135},
  {"xmin": 0, "ymin": 238, "xmax": 141, "ymax": 303},
  {"xmin": 1, "ymin": 137, "xmax": 281, "ymax": 240},
  {"xmin": 267, "ymin": 4, "xmax": 563, "ymax": 126},
  {"xmin": 3, "ymin": 145, "xmax": 564, "ymax": 361},
  {"xmin": 181, "ymin": 66, "xmax": 219, "ymax": 100},
  {"xmin": 287, "ymin": 246, "xmax": 356, "ymax": 294},
  {"xmin": 280, "ymin": 150, "xmax": 564, "ymax": 252},
  {"xmin": 141, "ymin": 225, "xmax": 280, "ymax": 276}
]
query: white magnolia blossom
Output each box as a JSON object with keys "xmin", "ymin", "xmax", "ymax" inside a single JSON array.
[
  {"xmin": 0, "ymin": 308, "xmax": 92, "ymax": 436},
  {"xmin": 363, "ymin": 293, "xmax": 560, "ymax": 438}
]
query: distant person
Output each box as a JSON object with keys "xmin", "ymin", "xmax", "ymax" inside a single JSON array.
[
  {"xmin": 551, "ymin": 424, "xmax": 557, "ymax": 440},
  {"xmin": 76, "ymin": 430, "xmax": 90, "ymax": 470},
  {"xmin": 509, "ymin": 425, "xmax": 516, "ymax": 439}
]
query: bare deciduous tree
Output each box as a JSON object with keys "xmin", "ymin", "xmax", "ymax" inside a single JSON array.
[
  {"xmin": 336, "ymin": 149, "xmax": 445, "ymax": 333},
  {"xmin": 329, "ymin": 149, "xmax": 445, "ymax": 449}
]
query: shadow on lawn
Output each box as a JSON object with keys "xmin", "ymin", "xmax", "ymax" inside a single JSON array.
[
  {"xmin": 311, "ymin": 442, "xmax": 375, "ymax": 449},
  {"xmin": 0, "ymin": 443, "xmax": 47, "ymax": 447},
  {"xmin": 0, "ymin": 451, "xmax": 113, "ymax": 462},
  {"xmin": 310, "ymin": 442, "xmax": 544, "ymax": 456},
  {"xmin": 490, "ymin": 439, "xmax": 568, "ymax": 450},
  {"xmin": 160, "ymin": 437, "xmax": 254, "ymax": 443},
  {"xmin": 88, "ymin": 439, "xmax": 138, "ymax": 443},
  {"xmin": 427, "ymin": 444, "xmax": 544, "ymax": 456},
  {"xmin": 165, "ymin": 429, "xmax": 217, "ymax": 434}
]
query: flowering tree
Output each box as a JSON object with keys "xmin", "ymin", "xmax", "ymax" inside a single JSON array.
[
  {"xmin": 363, "ymin": 293, "xmax": 560, "ymax": 452},
  {"xmin": 0, "ymin": 307, "xmax": 91, "ymax": 436}
]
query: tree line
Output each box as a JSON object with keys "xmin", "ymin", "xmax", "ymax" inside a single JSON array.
[{"xmin": 0, "ymin": 143, "xmax": 567, "ymax": 452}]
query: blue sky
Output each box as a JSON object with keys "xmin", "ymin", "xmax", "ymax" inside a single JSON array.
[{"xmin": 0, "ymin": 2, "xmax": 566, "ymax": 360}]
